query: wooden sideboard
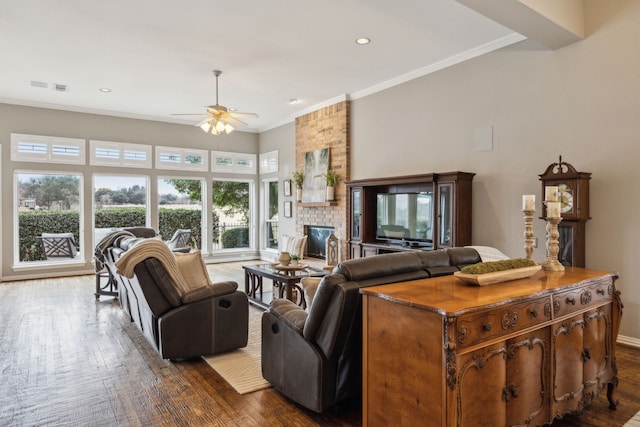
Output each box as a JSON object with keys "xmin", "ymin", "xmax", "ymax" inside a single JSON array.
[{"xmin": 361, "ymin": 268, "xmax": 622, "ymax": 427}]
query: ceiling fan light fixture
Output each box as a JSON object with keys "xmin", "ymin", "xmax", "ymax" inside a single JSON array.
[
  {"xmin": 199, "ymin": 120, "xmax": 212, "ymax": 133},
  {"xmin": 198, "ymin": 116, "xmax": 235, "ymax": 135},
  {"xmin": 174, "ymin": 69, "xmax": 257, "ymax": 136}
]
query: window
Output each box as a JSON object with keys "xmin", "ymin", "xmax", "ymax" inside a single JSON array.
[
  {"xmin": 265, "ymin": 180, "xmax": 279, "ymax": 250},
  {"xmin": 93, "ymin": 175, "xmax": 149, "ymax": 245},
  {"xmin": 158, "ymin": 177, "xmax": 204, "ymax": 250},
  {"xmin": 12, "ymin": 134, "xmax": 85, "ymax": 165},
  {"xmin": 211, "ymin": 151, "xmax": 257, "ymax": 174},
  {"xmin": 90, "ymin": 140, "xmax": 152, "ymax": 168},
  {"xmin": 259, "ymin": 150, "xmax": 279, "ymax": 174},
  {"xmin": 211, "ymin": 180, "xmax": 252, "ymax": 250},
  {"xmin": 156, "ymin": 146, "xmax": 208, "ymax": 171},
  {"xmin": 15, "ymin": 171, "xmax": 83, "ymax": 264}
]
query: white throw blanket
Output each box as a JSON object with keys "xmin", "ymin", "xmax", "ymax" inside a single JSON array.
[{"xmin": 114, "ymin": 239, "xmax": 188, "ymax": 296}]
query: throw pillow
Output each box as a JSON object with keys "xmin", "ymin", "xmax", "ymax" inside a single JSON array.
[
  {"xmin": 300, "ymin": 277, "xmax": 322, "ymax": 310},
  {"xmin": 282, "ymin": 234, "xmax": 308, "ymax": 259},
  {"xmin": 174, "ymin": 251, "xmax": 212, "ymax": 293}
]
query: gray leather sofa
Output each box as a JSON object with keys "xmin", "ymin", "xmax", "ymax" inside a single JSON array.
[
  {"xmin": 261, "ymin": 247, "xmax": 481, "ymax": 412},
  {"xmin": 102, "ymin": 234, "xmax": 249, "ymax": 360}
]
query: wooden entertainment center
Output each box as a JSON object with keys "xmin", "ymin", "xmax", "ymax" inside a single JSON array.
[
  {"xmin": 361, "ymin": 268, "xmax": 622, "ymax": 427},
  {"xmin": 346, "ymin": 172, "xmax": 474, "ymax": 259}
]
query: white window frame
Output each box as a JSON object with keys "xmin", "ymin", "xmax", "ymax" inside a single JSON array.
[
  {"xmin": 11, "ymin": 133, "xmax": 85, "ymax": 165},
  {"xmin": 155, "ymin": 146, "xmax": 209, "ymax": 171},
  {"xmin": 157, "ymin": 176, "xmax": 206, "ymax": 250},
  {"xmin": 90, "ymin": 140, "xmax": 152, "ymax": 168},
  {"xmin": 13, "ymin": 169, "xmax": 85, "ymax": 267},
  {"xmin": 211, "ymin": 151, "xmax": 257, "ymax": 174},
  {"xmin": 259, "ymin": 150, "xmax": 279, "ymax": 174},
  {"xmin": 92, "ymin": 174, "xmax": 151, "ymax": 248},
  {"xmin": 263, "ymin": 178, "xmax": 279, "ymax": 252},
  {"xmin": 211, "ymin": 178, "xmax": 255, "ymax": 252}
]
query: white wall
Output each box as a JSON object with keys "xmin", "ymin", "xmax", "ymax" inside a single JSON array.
[{"xmin": 351, "ymin": 0, "xmax": 640, "ymax": 340}]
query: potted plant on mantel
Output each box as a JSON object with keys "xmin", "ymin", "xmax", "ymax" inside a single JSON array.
[
  {"xmin": 322, "ymin": 169, "xmax": 341, "ymax": 201},
  {"xmin": 293, "ymin": 171, "xmax": 304, "ymax": 202}
]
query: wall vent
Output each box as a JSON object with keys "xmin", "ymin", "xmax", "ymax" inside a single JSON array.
[
  {"xmin": 30, "ymin": 80, "xmax": 48, "ymax": 88},
  {"xmin": 53, "ymin": 83, "xmax": 68, "ymax": 92}
]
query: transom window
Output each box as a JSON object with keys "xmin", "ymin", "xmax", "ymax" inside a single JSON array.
[
  {"xmin": 90, "ymin": 140, "xmax": 152, "ymax": 168},
  {"xmin": 11, "ymin": 134, "xmax": 85, "ymax": 165}
]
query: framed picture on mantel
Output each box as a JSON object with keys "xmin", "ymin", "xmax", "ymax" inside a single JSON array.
[{"xmin": 302, "ymin": 147, "xmax": 329, "ymax": 203}]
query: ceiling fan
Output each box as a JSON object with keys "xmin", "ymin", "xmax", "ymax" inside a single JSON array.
[{"xmin": 172, "ymin": 70, "xmax": 258, "ymax": 135}]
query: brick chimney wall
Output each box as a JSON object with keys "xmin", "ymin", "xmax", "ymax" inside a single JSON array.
[{"xmin": 295, "ymin": 100, "xmax": 350, "ymax": 257}]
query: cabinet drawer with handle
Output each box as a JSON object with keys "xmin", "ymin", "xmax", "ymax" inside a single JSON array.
[
  {"xmin": 456, "ymin": 297, "xmax": 550, "ymax": 348},
  {"xmin": 552, "ymin": 282, "xmax": 612, "ymax": 318}
]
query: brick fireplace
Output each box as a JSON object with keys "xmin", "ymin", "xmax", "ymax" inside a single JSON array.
[{"xmin": 295, "ymin": 100, "xmax": 350, "ymax": 259}]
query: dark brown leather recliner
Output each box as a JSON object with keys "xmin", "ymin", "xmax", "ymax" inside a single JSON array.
[
  {"xmin": 105, "ymin": 235, "xmax": 248, "ymax": 360},
  {"xmin": 261, "ymin": 252, "xmax": 429, "ymax": 412}
]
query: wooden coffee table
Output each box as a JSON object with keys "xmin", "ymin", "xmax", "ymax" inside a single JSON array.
[{"xmin": 243, "ymin": 263, "xmax": 326, "ymax": 310}]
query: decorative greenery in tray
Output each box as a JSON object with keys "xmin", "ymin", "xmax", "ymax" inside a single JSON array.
[{"xmin": 460, "ymin": 258, "xmax": 538, "ymax": 275}]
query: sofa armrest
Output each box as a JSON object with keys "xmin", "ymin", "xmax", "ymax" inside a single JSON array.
[
  {"xmin": 182, "ymin": 280, "xmax": 238, "ymax": 304},
  {"xmin": 268, "ymin": 299, "xmax": 308, "ymax": 334}
]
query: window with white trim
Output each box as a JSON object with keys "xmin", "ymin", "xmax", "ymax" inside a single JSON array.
[
  {"xmin": 211, "ymin": 151, "xmax": 257, "ymax": 174},
  {"xmin": 158, "ymin": 177, "xmax": 204, "ymax": 250},
  {"xmin": 11, "ymin": 134, "xmax": 85, "ymax": 165},
  {"xmin": 156, "ymin": 146, "xmax": 208, "ymax": 171},
  {"xmin": 259, "ymin": 150, "xmax": 279, "ymax": 174},
  {"xmin": 264, "ymin": 179, "xmax": 279, "ymax": 250},
  {"xmin": 90, "ymin": 140, "xmax": 152, "ymax": 168},
  {"xmin": 15, "ymin": 171, "xmax": 83, "ymax": 265},
  {"xmin": 211, "ymin": 179, "xmax": 253, "ymax": 250}
]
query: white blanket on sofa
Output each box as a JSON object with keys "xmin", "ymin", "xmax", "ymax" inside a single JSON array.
[
  {"xmin": 465, "ymin": 246, "xmax": 511, "ymax": 262},
  {"xmin": 114, "ymin": 239, "xmax": 188, "ymax": 296}
]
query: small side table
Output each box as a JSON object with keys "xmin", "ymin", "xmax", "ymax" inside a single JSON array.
[
  {"xmin": 243, "ymin": 263, "xmax": 326, "ymax": 310},
  {"xmin": 95, "ymin": 269, "xmax": 118, "ymax": 300}
]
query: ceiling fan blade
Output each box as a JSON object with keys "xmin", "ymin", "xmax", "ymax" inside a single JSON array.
[
  {"xmin": 230, "ymin": 111, "xmax": 259, "ymax": 119},
  {"xmin": 224, "ymin": 116, "xmax": 248, "ymax": 127},
  {"xmin": 171, "ymin": 113, "xmax": 210, "ymax": 116}
]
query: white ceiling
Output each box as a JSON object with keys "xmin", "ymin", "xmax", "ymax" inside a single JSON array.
[{"xmin": 0, "ymin": 0, "xmax": 525, "ymax": 133}]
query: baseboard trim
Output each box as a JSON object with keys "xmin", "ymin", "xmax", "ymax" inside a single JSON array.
[{"xmin": 617, "ymin": 335, "xmax": 640, "ymax": 348}]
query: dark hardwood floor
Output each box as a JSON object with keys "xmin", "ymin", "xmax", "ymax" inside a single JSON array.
[{"xmin": 0, "ymin": 262, "xmax": 638, "ymax": 426}]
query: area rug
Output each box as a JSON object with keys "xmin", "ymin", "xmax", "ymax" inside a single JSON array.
[
  {"xmin": 624, "ymin": 410, "xmax": 640, "ymax": 427},
  {"xmin": 202, "ymin": 307, "xmax": 271, "ymax": 394}
]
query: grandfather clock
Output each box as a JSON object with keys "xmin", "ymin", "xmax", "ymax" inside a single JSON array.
[{"xmin": 539, "ymin": 156, "xmax": 591, "ymax": 267}]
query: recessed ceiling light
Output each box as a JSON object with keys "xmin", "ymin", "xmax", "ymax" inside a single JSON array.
[
  {"xmin": 99, "ymin": 87, "xmax": 111, "ymax": 93},
  {"xmin": 289, "ymin": 98, "xmax": 300, "ymax": 105},
  {"xmin": 355, "ymin": 37, "xmax": 371, "ymax": 45}
]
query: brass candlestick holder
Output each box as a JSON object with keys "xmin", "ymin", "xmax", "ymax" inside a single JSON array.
[
  {"xmin": 522, "ymin": 209, "xmax": 535, "ymax": 260},
  {"xmin": 542, "ymin": 216, "xmax": 565, "ymax": 271}
]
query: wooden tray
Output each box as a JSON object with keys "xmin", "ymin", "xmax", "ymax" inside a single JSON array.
[
  {"xmin": 453, "ymin": 265, "xmax": 542, "ymax": 286},
  {"xmin": 271, "ymin": 263, "xmax": 308, "ymax": 271}
]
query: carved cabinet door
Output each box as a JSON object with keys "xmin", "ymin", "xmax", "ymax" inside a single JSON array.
[
  {"xmin": 457, "ymin": 342, "xmax": 507, "ymax": 427},
  {"xmin": 583, "ymin": 305, "xmax": 612, "ymax": 397},
  {"xmin": 505, "ymin": 330, "xmax": 550, "ymax": 427},
  {"xmin": 457, "ymin": 331, "xmax": 550, "ymax": 427},
  {"xmin": 551, "ymin": 314, "xmax": 586, "ymax": 417}
]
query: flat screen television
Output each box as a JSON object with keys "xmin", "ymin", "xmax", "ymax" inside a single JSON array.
[{"xmin": 376, "ymin": 191, "xmax": 433, "ymax": 245}]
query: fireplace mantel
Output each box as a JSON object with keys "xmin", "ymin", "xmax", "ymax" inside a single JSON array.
[{"xmin": 299, "ymin": 201, "xmax": 338, "ymax": 207}]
